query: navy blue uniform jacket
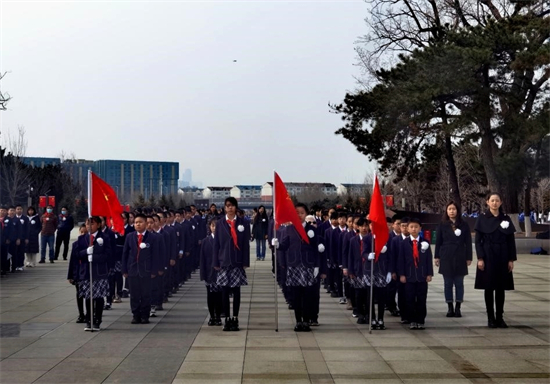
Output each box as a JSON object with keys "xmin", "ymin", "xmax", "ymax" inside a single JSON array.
[
  {"xmin": 122, "ymin": 231, "xmax": 159, "ymax": 277},
  {"xmin": 278, "ymin": 223, "xmax": 325, "ymax": 275},
  {"xmin": 76, "ymin": 231, "xmax": 111, "ymax": 280},
  {"xmin": 199, "ymin": 235, "xmax": 217, "ymax": 284},
  {"xmin": 397, "ymin": 237, "xmax": 434, "ymax": 283},
  {"xmin": 212, "ymin": 216, "xmax": 250, "ymax": 269}
]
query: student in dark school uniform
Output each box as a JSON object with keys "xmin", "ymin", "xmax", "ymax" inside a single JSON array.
[
  {"xmin": 273, "ymin": 204, "xmax": 326, "ymax": 332},
  {"xmin": 14, "ymin": 205, "xmax": 29, "ymax": 270},
  {"xmin": 364, "ymin": 221, "xmax": 392, "ymax": 330},
  {"xmin": 324, "ymin": 212, "xmax": 340, "ymax": 296},
  {"xmin": 200, "ymin": 218, "xmax": 223, "ymax": 326},
  {"xmin": 110, "ymin": 213, "xmax": 135, "ymax": 305},
  {"xmin": 147, "ymin": 215, "xmax": 165, "ymax": 315},
  {"xmin": 386, "ymin": 217, "xmax": 401, "ymax": 317},
  {"xmin": 122, "ymin": 213, "xmax": 159, "ymax": 325},
  {"xmin": 398, "ymin": 218, "xmax": 434, "ymax": 330},
  {"xmin": 332, "ymin": 211, "xmax": 348, "ymax": 303},
  {"xmin": 76, "ymin": 216, "xmax": 112, "ymax": 331},
  {"xmin": 67, "ymin": 224, "xmax": 88, "ymax": 323},
  {"xmin": 346, "ymin": 217, "xmax": 371, "ymax": 324},
  {"xmin": 434, "ymin": 202, "xmax": 472, "ymax": 318},
  {"xmin": 101, "ymin": 217, "xmax": 118, "ymax": 311},
  {"xmin": 390, "ymin": 217, "xmax": 410, "ymax": 324},
  {"xmin": 25, "ymin": 207, "xmax": 41, "ymax": 268},
  {"xmin": 6, "ymin": 207, "xmax": 22, "ymax": 272},
  {"xmin": 212, "ymin": 197, "xmax": 250, "ymax": 332},
  {"xmin": 474, "ymin": 192, "xmax": 517, "ymax": 328},
  {"xmin": 340, "ymin": 215, "xmax": 358, "ymax": 311},
  {"xmin": 305, "ymin": 214, "xmax": 326, "ymax": 326}
]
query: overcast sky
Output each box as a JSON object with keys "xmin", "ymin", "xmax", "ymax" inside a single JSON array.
[{"xmin": 2, "ymin": 0, "xmax": 376, "ymax": 186}]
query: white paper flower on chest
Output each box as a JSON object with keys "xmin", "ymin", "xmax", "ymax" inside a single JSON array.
[
  {"xmin": 20, "ymin": 219, "xmax": 24, "ymax": 224},
  {"xmin": 237, "ymin": 225, "xmax": 244, "ymax": 232},
  {"xmin": 454, "ymin": 228, "xmax": 462, "ymax": 237},
  {"xmin": 96, "ymin": 238, "xmax": 104, "ymax": 246},
  {"xmin": 307, "ymin": 230, "xmax": 315, "ymax": 238},
  {"xmin": 421, "ymin": 241, "xmax": 430, "ymax": 252},
  {"xmin": 500, "ymin": 221, "xmax": 509, "ymax": 229},
  {"xmin": 31, "ymin": 220, "xmax": 36, "ymax": 225},
  {"xmin": 140, "ymin": 242, "xmax": 147, "ymax": 249}
]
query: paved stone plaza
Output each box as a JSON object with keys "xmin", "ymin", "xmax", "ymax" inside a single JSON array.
[{"xmin": 0, "ymin": 236, "xmax": 549, "ymax": 384}]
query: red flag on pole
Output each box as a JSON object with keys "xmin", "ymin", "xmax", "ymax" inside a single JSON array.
[
  {"xmin": 88, "ymin": 171, "xmax": 124, "ymax": 234},
  {"xmin": 369, "ymin": 174, "xmax": 389, "ymax": 260},
  {"xmin": 274, "ymin": 172, "xmax": 309, "ymax": 244}
]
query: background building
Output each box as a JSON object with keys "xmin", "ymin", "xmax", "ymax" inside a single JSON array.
[{"xmin": 23, "ymin": 157, "xmax": 179, "ymax": 203}]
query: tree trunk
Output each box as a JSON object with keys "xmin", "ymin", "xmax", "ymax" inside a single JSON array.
[{"xmin": 444, "ymin": 132, "xmax": 462, "ymax": 208}]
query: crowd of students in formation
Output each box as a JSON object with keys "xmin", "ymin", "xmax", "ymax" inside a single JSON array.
[{"xmin": 0, "ymin": 192, "xmax": 517, "ymax": 332}]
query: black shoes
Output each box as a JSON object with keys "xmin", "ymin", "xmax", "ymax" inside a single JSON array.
[
  {"xmin": 455, "ymin": 303, "xmax": 462, "ymax": 318},
  {"xmin": 76, "ymin": 315, "xmax": 86, "ymax": 324},
  {"xmin": 294, "ymin": 322, "xmax": 311, "ymax": 332},
  {"xmin": 223, "ymin": 317, "xmax": 240, "ymax": 331},
  {"xmin": 208, "ymin": 318, "xmax": 216, "ymax": 326},
  {"xmin": 496, "ymin": 318, "xmax": 508, "ymax": 328},
  {"xmin": 38, "ymin": 260, "xmax": 45, "ymax": 264},
  {"xmin": 215, "ymin": 318, "xmax": 222, "ymax": 326},
  {"xmin": 223, "ymin": 318, "xmax": 232, "ymax": 331},
  {"xmin": 487, "ymin": 314, "xmax": 497, "ymax": 328},
  {"xmin": 389, "ymin": 309, "xmax": 400, "ymax": 317},
  {"xmin": 446, "ymin": 303, "xmax": 455, "ymax": 317},
  {"xmin": 131, "ymin": 317, "xmax": 141, "ymax": 324},
  {"xmin": 356, "ymin": 317, "xmax": 367, "ymax": 324},
  {"xmin": 141, "ymin": 318, "xmax": 150, "ymax": 324}
]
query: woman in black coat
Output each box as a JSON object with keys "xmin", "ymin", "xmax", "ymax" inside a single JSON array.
[
  {"xmin": 252, "ymin": 205, "xmax": 268, "ymax": 261},
  {"xmin": 25, "ymin": 207, "xmax": 41, "ymax": 267},
  {"xmin": 434, "ymin": 202, "xmax": 472, "ymax": 317},
  {"xmin": 474, "ymin": 192, "xmax": 517, "ymax": 328}
]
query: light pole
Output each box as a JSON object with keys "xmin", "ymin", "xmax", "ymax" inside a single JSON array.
[
  {"xmin": 27, "ymin": 185, "xmax": 33, "ymax": 208},
  {"xmin": 400, "ymin": 188, "xmax": 405, "ymax": 209}
]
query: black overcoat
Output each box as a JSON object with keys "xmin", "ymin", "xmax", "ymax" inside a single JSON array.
[
  {"xmin": 434, "ymin": 220, "xmax": 472, "ymax": 277},
  {"xmin": 474, "ymin": 211, "xmax": 516, "ymax": 291}
]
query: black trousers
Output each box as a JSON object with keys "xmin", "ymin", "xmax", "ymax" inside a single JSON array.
[
  {"xmin": 291, "ymin": 285, "xmax": 316, "ymax": 323},
  {"xmin": 386, "ymin": 279, "xmax": 398, "ymax": 311},
  {"xmin": 222, "ymin": 286, "xmax": 241, "ymax": 318},
  {"xmin": 397, "ymin": 279, "xmax": 408, "ymax": 321},
  {"xmin": 328, "ymin": 267, "xmax": 343, "ymax": 296},
  {"xmin": 206, "ymin": 288, "xmax": 223, "ymax": 319},
  {"xmin": 75, "ymin": 284, "xmax": 84, "ymax": 317},
  {"xmin": 15, "ymin": 242, "xmax": 25, "ymax": 269},
  {"xmin": 107, "ymin": 271, "xmax": 123, "ymax": 303},
  {"xmin": 405, "ymin": 281, "xmax": 428, "ymax": 324},
  {"xmin": 55, "ymin": 231, "xmax": 71, "ymax": 260},
  {"xmin": 8, "ymin": 243, "xmax": 18, "ymax": 271},
  {"xmin": 311, "ymin": 279, "xmax": 321, "ymax": 322},
  {"xmin": 1, "ymin": 242, "xmax": 8, "ymax": 272},
  {"xmin": 484, "ymin": 289, "xmax": 505, "ymax": 319},
  {"xmin": 152, "ymin": 273, "xmax": 164, "ymax": 306},
  {"xmin": 85, "ymin": 298, "xmax": 104, "ymax": 324},
  {"xmin": 369, "ymin": 286, "xmax": 387, "ymax": 321},
  {"xmin": 355, "ymin": 288, "xmax": 368, "ymax": 318},
  {"xmin": 128, "ymin": 275, "xmax": 152, "ymax": 320}
]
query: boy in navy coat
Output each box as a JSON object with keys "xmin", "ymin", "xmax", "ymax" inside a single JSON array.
[
  {"xmin": 397, "ymin": 218, "xmax": 433, "ymax": 329},
  {"xmin": 122, "ymin": 214, "xmax": 160, "ymax": 324}
]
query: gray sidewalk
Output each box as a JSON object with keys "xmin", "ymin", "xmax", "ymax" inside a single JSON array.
[{"xmin": 1, "ymin": 247, "xmax": 549, "ymax": 384}]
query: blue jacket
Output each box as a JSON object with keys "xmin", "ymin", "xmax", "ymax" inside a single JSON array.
[
  {"xmin": 199, "ymin": 234, "xmax": 217, "ymax": 284},
  {"xmin": 76, "ymin": 231, "xmax": 111, "ymax": 280},
  {"xmin": 397, "ymin": 237, "xmax": 434, "ymax": 283},
  {"xmin": 347, "ymin": 234, "xmax": 371, "ymax": 279},
  {"xmin": 122, "ymin": 231, "xmax": 160, "ymax": 277},
  {"xmin": 212, "ymin": 216, "xmax": 250, "ymax": 268},
  {"xmin": 278, "ymin": 223, "xmax": 324, "ymax": 274},
  {"xmin": 57, "ymin": 214, "xmax": 75, "ymax": 233}
]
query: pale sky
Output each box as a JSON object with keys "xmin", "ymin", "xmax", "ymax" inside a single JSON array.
[{"xmin": 1, "ymin": 0, "xmax": 376, "ymax": 186}]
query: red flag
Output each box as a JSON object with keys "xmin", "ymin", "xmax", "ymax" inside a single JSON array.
[
  {"xmin": 89, "ymin": 171, "xmax": 124, "ymax": 234},
  {"xmin": 369, "ymin": 175, "xmax": 389, "ymax": 260},
  {"xmin": 274, "ymin": 172, "xmax": 309, "ymax": 244}
]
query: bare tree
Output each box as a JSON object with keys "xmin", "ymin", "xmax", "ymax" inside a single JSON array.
[
  {"xmin": 0, "ymin": 72, "xmax": 11, "ymax": 111},
  {"xmin": 0, "ymin": 127, "xmax": 31, "ymax": 205}
]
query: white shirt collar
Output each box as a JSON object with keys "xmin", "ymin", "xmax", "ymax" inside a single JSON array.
[
  {"xmin": 410, "ymin": 235, "xmax": 420, "ymax": 242},
  {"xmin": 401, "ymin": 234, "xmax": 407, "ymax": 240}
]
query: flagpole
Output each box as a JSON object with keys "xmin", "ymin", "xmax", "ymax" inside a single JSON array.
[
  {"xmin": 273, "ymin": 171, "xmax": 278, "ymax": 332},
  {"xmin": 369, "ymin": 234, "xmax": 375, "ymax": 334},
  {"xmin": 87, "ymin": 170, "xmax": 94, "ymax": 332}
]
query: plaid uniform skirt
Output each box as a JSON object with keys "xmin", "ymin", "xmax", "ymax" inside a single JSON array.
[
  {"xmin": 216, "ymin": 266, "xmax": 248, "ymax": 288},
  {"xmin": 79, "ymin": 278, "xmax": 109, "ymax": 299},
  {"xmin": 350, "ymin": 275, "xmax": 367, "ymax": 289},
  {"xmin": 286, "ymin": 265, "xmax": 316, "ymax": 287},
  {"xmin": 206, "ymin": 282, "xmax": 222, "ymax": 292},
  {"xmin": 362, "ymin": 272, "xmax": 387, "ymax": 288}
]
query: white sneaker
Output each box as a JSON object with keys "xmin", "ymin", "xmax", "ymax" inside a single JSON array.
[{"xmin": 339, "ymin": 298, "xmax": 347, "ymax": 304}]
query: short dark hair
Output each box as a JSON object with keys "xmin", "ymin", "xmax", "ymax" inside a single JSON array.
[
  {"xmin": 88, "ymin": 216, "xmax": 102, "ymax": 225},
  {"xmin": 356, "ymin": 217, "xmax": 368, "ymax": 226},
  {"xmin": 134, "ymin": 213, "xmax": 147, "ymax": 221},
  {"xmin": 401, "ymin": 216, "xmax": 410, "ymax": 224},
  {"xmin": 330, "ymin": 212, "xmax": 339, "ymax": 220},
  {"xmin": 224, "ymin": 197, "xmax": 238, "ymax": 208},
  {"xmin": 295, "ymin": 203, "xmax": 308, "ymax": 212},
  {"xmin": 409, "ymin": 217, "xmax": 422, "ymax": 226}
]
